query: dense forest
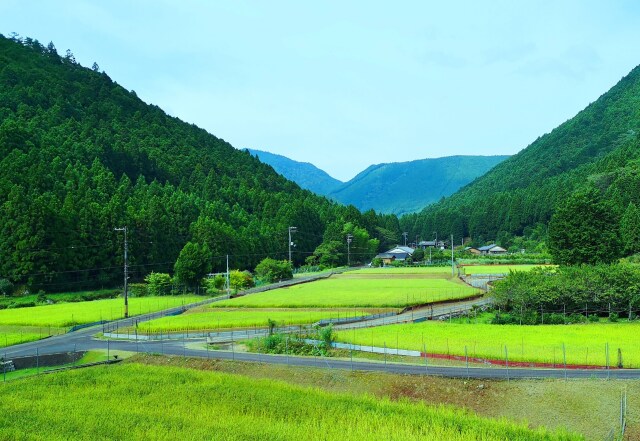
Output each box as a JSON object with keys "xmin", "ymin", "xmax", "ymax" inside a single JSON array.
[
  {"xmin": 0, "ymin": 34, "xmax": 401, "ymax": 292},
  {"xmin": 401, "ymin": 64, "xmax": 640, "ymax": 249}
]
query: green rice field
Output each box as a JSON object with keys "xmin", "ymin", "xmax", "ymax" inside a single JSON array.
[
  {"xmin": 0, "ymin": 325, "xmax": 66, "ymax": 348},
  {"xmin": 348, "ymin": 267, "xmax": 455, "ymax": 275},
  {"xmin": 338, "ymin": 320, "xmax": 640, "ymax": 367},
  {"xmin": 0, "ymin": 362, "xmax": 580, "ymax": 440},
  {"xmin": 138, "ymin": 308, "xmax": 382, "ymax": 332},
  {"xmin": 0, "ymin": 295, "xmax": 205, "ymax": 327},
  {"xmin": 215, "ymin": 275, "xmax": 479, "ymax": 308},
  {"xmin": 461, "ymin": 265, "xmax": 555, "ymax": 274}
]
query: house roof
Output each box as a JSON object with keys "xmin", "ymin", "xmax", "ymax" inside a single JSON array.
[
  {"xmin": 477, "ymin": 244, "xmax": 498, "ymax": 251},
  {"xmin": 387, "ymin": 246, "xmax": 414, "ymax": 254}
]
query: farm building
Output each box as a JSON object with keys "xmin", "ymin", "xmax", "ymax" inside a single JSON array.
[
  {"xmin": 375, "ymin": 246, "xmax": 415, "ymax": 263},
  {"xmin": 477, "ymin": 244, "xmax": 507, "ymax": 255},
  {"xmin": 465, "ymin": 246, "xmax": 481, "ymax": 255},
  {"xmin": 418, "ymin": 240, "xmax": 446, "ymax": 249}
]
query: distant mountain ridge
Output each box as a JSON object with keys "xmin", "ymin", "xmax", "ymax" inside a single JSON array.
[
  {"xmin": 328, "ymin": 155, "xmax": 509, "ymax": 216},
  {"xmin": 246, "ymin": 149, "xmax": 509, "ymax": 215},
  {"xmin": 246, "ymin": 149, "xmax": 343, "ymax": 195}
]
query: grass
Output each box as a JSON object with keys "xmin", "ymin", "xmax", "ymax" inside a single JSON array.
[
  {"xmin": 0, "ymin": 295, "xmax": 205, "ymax": 327},
  {"xmin": 138, "ymin": 356, "xmax": 630, "ymax": 441},
  {"xmin": 0, "ymin": 325, "xmax": 66, "ymax": 348},
  {"xmin": 337, "ymin": 320, "xmax": 640, "ymax": 367},
  {"xmin": 461, "ymin": 264, "xmax": 555, "ymax": 274},
  {"xmin": 214, "ymin": 274, "xmax": 479, "ymax": 308},
  {"xmin": 0, "ymin": 360, "xmax": 580, "ymax": 440},
  {"xmin": 138, "ymin": 308, "xmax": 380, "ymax": 333}
]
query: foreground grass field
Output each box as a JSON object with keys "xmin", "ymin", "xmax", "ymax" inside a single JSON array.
[
  {"xmin": 0, "ymin": 361, "xmax": 580, "ymax": 440},
  {"xmin": 215, "ymin": 274, "xmax": 479, "ymax": 308},
  {"xmin": 147, "ymin": 356, "xmax": 629, "ymax": 441},
  {"xmin": 0, "ymin": 295, "xmax": 205, "ymax": 327},
  {"xmin": 338, "ymin": 320, "xmax": 640, "ymax": 367},
  {"xmin": 138, "ymin": 308, "xmax": 380, "ymax": 333}
]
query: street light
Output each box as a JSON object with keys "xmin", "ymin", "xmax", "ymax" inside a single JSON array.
[
  {"xmin": 288, "ymin": 226, "xmax": 297, "ymax": 264},
  {"xmin": 346, "ymin": 234, "xmax": 353, "ymax": 266}
]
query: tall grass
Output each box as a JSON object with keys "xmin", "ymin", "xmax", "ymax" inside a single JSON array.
[{"xmin": 0, "ymin": 362, "xmax": 581, "ymax": 440}]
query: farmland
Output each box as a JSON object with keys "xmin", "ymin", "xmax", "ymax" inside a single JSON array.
[
  {"xmin": 461, "ymin": 265, "xmax": 554, "ymax": 274},
  {"xmin": 337, "ymin": 320, "xmax": 640, "ymax": 367},
  {"xmin": 0, "ymin": 295, "xmax": 205, "ymax": 328},
  {"xmin": 0, "ymin": 361, "xmax": 581, "ymax": 440},
  {"xmin": 137, "ymin": 308, "xmax": 379, "ymax": 333},
  {"xmin": 214, "ymin": 273, "xmax": 480, "ymax": 308}
]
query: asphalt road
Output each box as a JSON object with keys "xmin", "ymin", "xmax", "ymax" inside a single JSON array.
[{"xmin": 4, "ymin": 322, "xmax": 640, "ymax": 380}]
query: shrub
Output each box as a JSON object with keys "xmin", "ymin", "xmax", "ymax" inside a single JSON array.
[
  {"xmin": 144, "ymin": 272, "xmax": 172, "ymax": 296},
  {"xmin": 255, "ymin": 258, "xmax": 292, "ymax": 283},
  {"xmin": 609, "ymin": 312, "xmax": 619, "ymax": 322}
]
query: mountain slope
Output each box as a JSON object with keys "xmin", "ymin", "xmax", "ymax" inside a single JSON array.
[
  {"xmin": 0, "ymin": 35, "xmax": 398, "ymax": 291},
  {"xmin": 328, "ymin": 155, "xmax": 509, "ymax": 215},
  {"xmin": 401, "ymin": 64, "xmax": 640, "ymax": 243},
  {"xmin": 245, "ymin": 148, "xmax": 343, "ymax": 194}
]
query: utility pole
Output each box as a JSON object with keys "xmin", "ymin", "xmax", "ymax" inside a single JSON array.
[
  {"xmin": 226, "ymin": 254, "xmax": 230, "ymax": 297},
  {"xmin": 402, "ymin": 232, "xmax": 408, "ymax": 247},
  {"xmin": 451, "ymin": 234, "xmax": 455, "ymax": 277},
  {"xmin": 346, "ymin": 234, "xmax": 353, "ymax": 266},
  {"xmin": 114, "ymin": 226, "xmax": 128, "ymax": 318},
  {"xmin": 433, "ymin": 231, "xmax": 438, "ymax": 249},
  {"xmin": 288, "ymin": 226, "xmax": 297, "ymax": 264}
]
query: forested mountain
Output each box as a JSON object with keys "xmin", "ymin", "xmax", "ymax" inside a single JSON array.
[
  {"xmin": 401, "ymin": 64, "xmax": 640, "ymax": 246},
  {"xmin": 0, "ymin": 34, "xmax": 401, "ymax": 292},
  {"xmin": 328, "ymin": 155, "xmax": 509, "ymax": 216},
  {"xmin": 245, "ymin": 149, "xmax": 343, "ymax": 195}
]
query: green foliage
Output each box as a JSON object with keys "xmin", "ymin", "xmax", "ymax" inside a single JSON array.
[
  {"xmin": 491, "ymin": 263, "xmax": 640, "ymax": 320},
  {"xmin": 621, "ymin": 202, "xmax": 640, "ymax": 255},
  {"xmin": 402, "ymin": 63, "xmax": 640, "ymax": 248},
  {"xmin": 548, "ymin": 188, "xmax": 621, "ymax": 265},
  {"xmin": 144, "ymin": 272, "xmax": 172, "ymax": 296},
  {"xmin": 412, "ymin": 248, "xmax": 425, "ymax": 262},
  {"xmin": 309, "ymin": 240, "xmax": 344, "ymax": 267},
  {"xmin": 204, "ymin": 275, "xmax": 226, "ymax": 294},
  {"xmin": 0, "ymin": 35, "xmax": 402, "ymax": 291},
  {"xmin": 254, "ymin": 258, "xmax": 292, "ymax": 283},
  {"xmin": 0, "ymin": 278, "xmax": 13, "ymax": 296},
  {"xmin": 229, "ymin": 270, "xmax": 254, "ymax": 292},
  {"xmin": 174, "ymin": 242, "xmax": 212, "ymax": 288}
]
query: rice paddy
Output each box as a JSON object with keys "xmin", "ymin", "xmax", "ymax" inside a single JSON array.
[
  {"xmin": 337, "ymin": 320, "xmax": 640, "ymax": 367},
  {"xmin": 0, "ymin": 361, "xmax": 581, "ymax": 440}
]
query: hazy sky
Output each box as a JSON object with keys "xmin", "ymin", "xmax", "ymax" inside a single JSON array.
[{"xmin": 2, "ymin": 1, "xmax": 640, "ymax": 181}]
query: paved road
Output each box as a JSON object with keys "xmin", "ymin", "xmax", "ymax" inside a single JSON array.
[{"xmin": 4, "ymin": 322, "xmax": 639, "ymax": 380}]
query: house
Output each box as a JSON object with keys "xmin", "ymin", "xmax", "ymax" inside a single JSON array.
[
  {"xmin": 375, "ymin": 245, "xmax": 415, "ymax": 264},
  {"xmin": 374, "ymin": 253, "xmax": 396, "ymax": 265},
  {"xmin": 465, "ymin": 246, "xmax": 481, "ymax": 255},
  {"xmin": 477, "ymin": 244, "xmax": 507, "ymax": 255},
  {"xmin": 417, "ymin": 240, "xmax": 446, "ymax": 250}
]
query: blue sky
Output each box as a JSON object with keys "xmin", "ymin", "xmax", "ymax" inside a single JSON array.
[{"xmin": 2, "ymin": 1, "xmax": 640, "ymax": 181}]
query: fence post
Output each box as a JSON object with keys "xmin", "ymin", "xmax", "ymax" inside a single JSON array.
[
  {"xmin": 606, "ymin": 343, "xmax": 610, "ymax": 380},
  {"xmin": 384, "ymin": 342, "xmax": 387, "ymax": 366},
  {"xmin": 107, "ymin": 339, "xmax": 110, "ymax": 362},
  {"xmin": 465, "ymin": 346, "xmax": 469, "ymax": 379},
  {"xmin": 36, "ymin": 348, "xmax": 39, "ymax": 375},
  {"xmin": 423, "ymin": 343, "xmax": 428, "ymax": 374},
  {"xmin": 505, "ymin": 346, "xmax": 509, "ymax": 382},
  {"xmin": 563, "ymin": 343, "xmax": 567, "ymax": 381}
]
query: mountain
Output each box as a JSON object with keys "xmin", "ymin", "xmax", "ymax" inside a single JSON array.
[
  {"xmin": 0, "ymin": 35, "xmax": 400, "ymax": 291},
  {"xmin": 245, "ymin": 149, "xmax": 343, "ymax": 195},
  {"xmin": 327, "ymin": 155, "xmax": 509, "ymax": 216},
  {"xmin": 401, "ymin": 64, "xmax": 640, "ymax": 245}
]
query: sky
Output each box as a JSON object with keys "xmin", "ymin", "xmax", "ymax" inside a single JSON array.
[{"xmin": 2, "ymin": 1, "xmax": 640, "ymax": 181}]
